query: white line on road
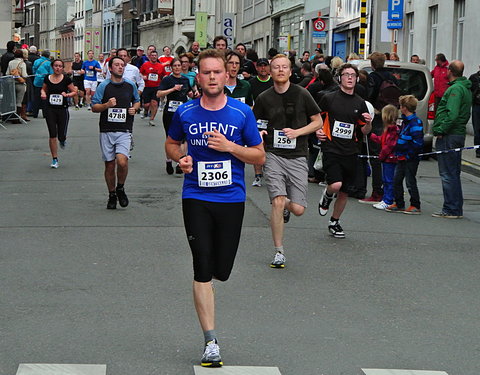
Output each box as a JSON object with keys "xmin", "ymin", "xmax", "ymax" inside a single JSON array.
[
  {"xmin": 362, "ymin": 369, "xmax": 448, "ymax": 375},
  {"xmin": 194, "ymin": 365, "xmax": 282, "ymax": 375},
  {"xmin": 17, "ymin": 364, "xmax": 107, "ymax": 375}
]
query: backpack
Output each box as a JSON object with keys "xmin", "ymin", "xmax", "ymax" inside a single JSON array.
[{"xmin": 373, "ymin": 72, "xmax": 401, "ymax": 109}]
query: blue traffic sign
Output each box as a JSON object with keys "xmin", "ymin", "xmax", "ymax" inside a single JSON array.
[
  {"xmin": 312, "ymin": 31, "xmax": 327, "ymax": 38},
  {"xmin": 387, "ymin": 20, "xmax": 403, "ymax": 29},
  {"xmin": 388, "ymin": 0, "xmax": 404, "ymax": 20}
]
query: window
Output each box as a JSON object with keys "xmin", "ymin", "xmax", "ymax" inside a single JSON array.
[
  {"xmin": 190, "ymin": 0, "xmax": 195, "ymax": 16},
  {"xmin": 454, "ymin": 0, "xmax": 465, "ymax": 60},
  {"xmin": 142, "ymin": 0, "xmax": 154, "ymax": 13},
  {"xmin": 428, "ymin": 5, "xmax": 438, "ymax": 67},
  {"xmin": 243, "ymin": 0, "xmax": 266, "ymax": 24},
  {"xmin": 406, "ymin": 13, "xmax": 414, "ymax": 60}
]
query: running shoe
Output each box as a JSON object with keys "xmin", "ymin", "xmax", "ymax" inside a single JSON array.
[
  {"xmin": 50, "ymin": 159, "xmax": 59, "ymax": 169},
  {"xmin": 283, "ymin": 209, "xmax": 291, "ymax": 223},
  {"xmin": 201, "ymin": 340, "xmax": 223, "ymax": 368},
  {"xmin": 116, "ymin": 187, "xmax": 129, "ymax": 208},
  {"xmin": 431, "ymin": 211, "xmax": 463, "ymax": 219},
  {"xmin": 328, "ymin": 220, "xmax": 345, "ymax": 238},
  {"xmin": 175, "ymin": 164, "xmax": 183, "ymax": 174},
  {"xmin": 404, "ymin": 206, "xmax": 421, "ymax": 215},
  {"xmin": 75, "ymin": 105, "xmax": 79, "ymax": 110},
  {"xmin": 270, "ymin": 252, "xmax": 286, "ymax": 268},
  {"xmin": 149, "ymin": 120, "xmax": 155, "ymax": 126},
  {"xmin": 373, "ymin": 200, "xmax": 389, "ymax": 210},
  {"xmin": 166, "ymin": 161, "xmax": 174, "ymax": 175},
  {"xmin": 59, "ymin": 140, "xmax": 66, "ymax": 149},
  {"xmin": 252, "ymin": 177, "xmax": 262, "ymax": 187},
  {"xmin": 107, "ymin": 193, "xmax": 117, "ymax": 209},
  {"xmin": 318, "ymin": 187, "xmax": 334, "ymax": 216},
  {"xmin": 385, "ymin": 204, "xmax": 405, "ymax": 213},
  {"xmin": 87, "ymin": 106, "xmax": 91, "ymax": 111}
]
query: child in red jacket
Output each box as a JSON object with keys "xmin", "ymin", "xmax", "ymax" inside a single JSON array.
[{"xmin": 369, "ymin": 104, "xmax": 399, "ymax": 210}]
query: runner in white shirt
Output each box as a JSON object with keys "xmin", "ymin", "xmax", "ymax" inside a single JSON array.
[
  {"xmin": 97, "ymin": 53, "xmax": 106, "ymax": 84},
  {"xmin": 105, "ymin": 48, "xmax": 145, "ymax": 95}
]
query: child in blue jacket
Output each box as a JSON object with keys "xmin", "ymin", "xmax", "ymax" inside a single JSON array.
[{"xmin": 386, "ymin": 95, "xmax": 424, "ymax": 214}]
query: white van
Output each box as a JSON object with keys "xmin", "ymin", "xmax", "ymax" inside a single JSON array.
[{"xmin": 352, "ymin": 60, "xmax": 434, "ymax": 153}]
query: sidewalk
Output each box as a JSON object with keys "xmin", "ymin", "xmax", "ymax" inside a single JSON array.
[{"xmin": 461, "ymin": 133, "xmax": 480, "ymax": 177}]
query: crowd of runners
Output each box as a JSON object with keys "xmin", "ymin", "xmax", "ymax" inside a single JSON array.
[{"xmin": 7, "ymin": 35, "xmax": 474, "ymax": 368}]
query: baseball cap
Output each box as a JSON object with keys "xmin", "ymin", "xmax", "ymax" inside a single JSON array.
[
  {"xmin": 137, "ymin": 46, "xmax": 145, "ymax": 51},
  {"xmin": 257, "ymin": 58, "xmax": 269, "ymax": 66},
  {"xmin": 29, "ymin": 45, "xmax": 37, "ymax": 53}
]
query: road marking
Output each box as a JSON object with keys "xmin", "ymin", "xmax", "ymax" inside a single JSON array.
[
  {"xmin": 194, "ymin": 366, "xmax": 282, "ymax": 374},
  {"xmin": 362, "ymin": 369, "xmax": 448, "ymax": 375},
  {"xmin": 17, "ymin": 364, "xmax": 107, "ymax": 375}
]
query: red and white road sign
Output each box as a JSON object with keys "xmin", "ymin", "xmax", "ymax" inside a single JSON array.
[{"xmin": 313, "ymin": 19, "xmax": 326, "ymax": 32}]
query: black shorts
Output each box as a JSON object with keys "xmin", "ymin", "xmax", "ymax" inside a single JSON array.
[
  {"xmin": 72, "ymin": 79, "xmax": 84, "ymax": 92},
  {"xmin": 142, "ymin": 86, "xmax": 159, "ymax": 103},
  {"xmin": 45, "ymin": 107, "xmax": 70, "ymax": 141},
  {"xmin": 182, "ymin": 198, "xmax": 245, "ymax": 283},
  {"xmin": 322, "ymin": 152, "xmax": 357, "ymax": 192}
]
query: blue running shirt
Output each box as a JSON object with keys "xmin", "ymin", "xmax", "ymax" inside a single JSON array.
[
  {"xmin": 82, "ymin": 59, "xmax": 101, "ymax": 81},
  {"xmin": 169, "ymin": 97, "xmax": 262, "ymax": 203}
]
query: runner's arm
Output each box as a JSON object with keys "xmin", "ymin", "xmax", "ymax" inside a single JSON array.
[
  {"xmin": 283, "ymin": 113, "xmax": 322, "ymax": 139},
  {"xmin": 204, "ymin": 129, "xmax": 265, "ymax": 165},
  {"xmin": 165, "ymin": 136, "xmax": 193, "ymax": 173}
]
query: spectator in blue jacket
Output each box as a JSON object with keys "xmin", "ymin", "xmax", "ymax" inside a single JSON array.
[
  {"xmin": 32, "ymin": 50, "xmax": 53, "ymax": 118},
  {"xmin": 386, "ymin": 95, "xmax": 424, "ymax": 214}
]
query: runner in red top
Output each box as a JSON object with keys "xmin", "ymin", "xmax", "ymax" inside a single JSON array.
[
  {"xmin": 159, "ymin": 46, "xmax": 174, "ymax": 74},
  {"xmin": 140, "ymin": 50, "xmax": 166, "ymax": 125}
]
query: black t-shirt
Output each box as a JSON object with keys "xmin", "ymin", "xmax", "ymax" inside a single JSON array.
[
  {"xmin": 43, "ymin": 74, "xmax": 72, "ymax": 108},
  {"xmin": 71, "ymin": 61, "xmax": 84, "ymax": 82},
  {"xmin": 249, "ymin": 75, "xmax": 274, "ymax": 101},
  {"xmin": 96, "ymin": 80, "xmax": 139, "ymax": 133},
  {"xmin": 319, "ymin": 89, "xmax": 368, "ymax": 156},
  {"xmin": 253, "ymin": 83, "xmax": 321, "ymax": 158},
  {"xmin": 159, "ymin": 74, "xmax": 191, "ymax": 105}
]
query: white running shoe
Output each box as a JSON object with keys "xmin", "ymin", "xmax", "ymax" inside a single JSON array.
[
  {"xmin": 201, "ymin": 340, "xmax": 223, "ymax": 367},
  {"xmin": 252, "ymin": 177, "xmax": 262, "ymax": 187},
  {"xmin": 373, "ymin": 201, "xmax": 389, "ymax": 210},
  {"xmin": 270, "ymin": 252, "xmax": 285, "ymax": 268},
  {"xmin": 50, "ymin": 159, "xmax": 59, "ymax": 169}
]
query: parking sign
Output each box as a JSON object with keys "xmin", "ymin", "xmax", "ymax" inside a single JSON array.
[{"xmin": 388, "ymin": 0, "xmax": 404, "ymax": 20}]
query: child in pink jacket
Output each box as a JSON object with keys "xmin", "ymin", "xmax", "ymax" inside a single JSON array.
[{"xmin": 369, "ymin": 104, "xmax": 399, "ymax": 210}]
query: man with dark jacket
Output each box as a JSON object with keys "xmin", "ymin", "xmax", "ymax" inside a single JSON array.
[
  {"xmin": 1, "ymin": 41, "xmax": 16, "ymax": 75},
  {"xmin": 357, "ymin": 52, "xmax": 399, "ymax": 203},
  {"xmin": 432, "ymin": 60, "xmax": 472, "ymax": 219},
  {"xmin": 468, "ymin": 65, "xmax": 480, "ymax": 158}
]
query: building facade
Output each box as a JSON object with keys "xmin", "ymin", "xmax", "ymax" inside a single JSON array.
[{"xmin": 22, "ymin": 0, "xmax": 41, "ymax": 48}]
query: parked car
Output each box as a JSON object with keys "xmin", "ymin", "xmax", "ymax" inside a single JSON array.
[{"xmin": 352, "ymin": 60, "xmax": 434, "ymax": 154}]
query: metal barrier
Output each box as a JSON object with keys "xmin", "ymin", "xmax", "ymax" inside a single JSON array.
[{"xmin": 0, "ymin": 75, "xmax": 26, "ymax": 128}]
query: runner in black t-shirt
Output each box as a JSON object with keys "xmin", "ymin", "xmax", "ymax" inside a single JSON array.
[
  {"xmin": 40, "ymin": 59, "xmax": 77, "ymax": 169},
  {"xmin": 316, "ymin": 63, "xmax": 373, "ymax": 238},
  {"xmin": 69, "ymin": 52, "xmax": 84, "ymax": 109},
  {"xmin": 157, "ymin": 57, "xmax": 192, "ymax": 175}
]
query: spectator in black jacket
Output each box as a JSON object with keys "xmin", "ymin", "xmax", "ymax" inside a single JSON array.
[
  {"xmin": 1, "ymin": 41, "xmax": 16, "ymax": 75},
  {"xmin": 358, "ymin": 51, "xmax": 399, "ymax": 203},
  {"xmin": 298, "ymin": 61, "xmax": 314, "ymax": 87},
  {"xmin": 469, "ymin": 65, "xmax": 480, "ymax": 158}
]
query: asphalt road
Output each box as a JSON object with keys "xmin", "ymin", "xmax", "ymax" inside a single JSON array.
[{"xmin": 1, "ymin": 109, "xmax": 479, "ymax": 375}]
